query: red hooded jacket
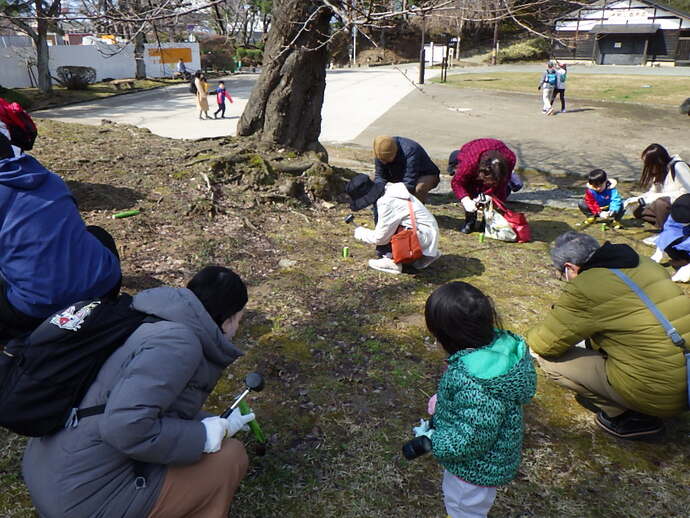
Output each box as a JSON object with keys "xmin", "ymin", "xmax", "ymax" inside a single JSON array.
[{"xmin": 450, "ymin": 138, "xmax": 516, "ymax": 201}]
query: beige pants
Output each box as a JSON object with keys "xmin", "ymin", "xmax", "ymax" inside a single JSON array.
[
  {"xmin": 147, "ymin": 439, "xmax": 249, "ymax": 518},
  {"xmin": 415, "ymin": 175, "xmax": 440, "ymax": 203},
  {"xmin": 537, "ymin": 347, "xmax": 632, "ymax": 417}
]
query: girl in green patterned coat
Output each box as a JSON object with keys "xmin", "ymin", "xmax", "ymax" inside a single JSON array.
[{"xmin": 419, "ymin": 282, "xmax": 537, "ymax": 518}]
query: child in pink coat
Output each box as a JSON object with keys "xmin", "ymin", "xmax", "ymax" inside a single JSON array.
[{"xmin": 214, "ymin": 81, "xmax": 234, "ymax": 119}]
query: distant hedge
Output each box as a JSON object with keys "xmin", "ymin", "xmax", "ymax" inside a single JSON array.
[
  {"xmin": 497, "ymin": 37, "xmax": 550, "ymax": 64},
  {"xmin": 0, "ymin": 86, "xmax": 33, "ymax": 109}
]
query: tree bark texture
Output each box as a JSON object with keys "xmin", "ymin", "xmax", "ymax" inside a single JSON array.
[
  {"xmin": 134, "ymin": 30, "xmax": 146, "ymax": 79},
  {"xmin": 35, "ymin": 0, "xmax": 52, "ymax": 93},
  {"xmin": 237, "ymin": 0, "xmax": 331, "ymax": 152}
]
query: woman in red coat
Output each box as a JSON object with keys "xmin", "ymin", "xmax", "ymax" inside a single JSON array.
[{"xmin": 449, "ymin": 138, "xmax": 520, "ymax": 234}]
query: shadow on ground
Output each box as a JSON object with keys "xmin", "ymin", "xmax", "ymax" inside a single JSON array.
[{"xmin": 67, "ymin": 181, "xmax": 144, "ymax": 211}]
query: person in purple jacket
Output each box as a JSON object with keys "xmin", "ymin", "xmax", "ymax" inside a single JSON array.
[{"xmin": 0, "ymin": 99, "xmax": 121, "ymax": 342}]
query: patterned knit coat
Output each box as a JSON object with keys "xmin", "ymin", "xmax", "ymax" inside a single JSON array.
[{"xmin": 431, "ymin": 330, "xmax": 537, "ymax": 487}]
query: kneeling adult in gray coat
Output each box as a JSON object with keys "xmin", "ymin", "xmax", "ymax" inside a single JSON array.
[{"xmin": 22, "ymin": 266, "xmax": 254, "ymax": 518}]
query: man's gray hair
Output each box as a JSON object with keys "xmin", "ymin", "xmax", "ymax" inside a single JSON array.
[{"xmin": 550, "ymin": 231, "xmax": 600, "ymax": 272}]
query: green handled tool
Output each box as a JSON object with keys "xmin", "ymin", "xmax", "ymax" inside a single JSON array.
[{"xmin": 238, "ymin": 399, "xmax": 266, "ymax": 443}]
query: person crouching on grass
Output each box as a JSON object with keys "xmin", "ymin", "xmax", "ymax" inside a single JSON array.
[
  {"xmin": 414, "ymin": 282, "xmax": 536, "ymax": 518},
  {"xmin": 578, "ymin": 169, "xmax": 624, "ymax": 229},
  {"xmin": 214, "ymin": 81, "xmax": 234, "ymax": 119}
]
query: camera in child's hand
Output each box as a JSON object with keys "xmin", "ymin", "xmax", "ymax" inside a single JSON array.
[{"xmin": 402, "ymin": 435, "xmax": 433, "ymax": 460}]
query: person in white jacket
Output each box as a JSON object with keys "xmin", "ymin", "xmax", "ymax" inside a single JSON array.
[
  {"xmin": 346, "ymin": 174, "xmax": 441, "ymax": 275},
  {"xmin": 626, "ymin": 143, "xmax": 690, "ymax": 246}
]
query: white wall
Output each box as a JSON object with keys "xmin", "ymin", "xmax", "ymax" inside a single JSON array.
[
  {"xmin": 556, "ymin": 0, "xmax": 690, "ymax": 31},
  {"xmin": 0, "ymin": 42, "xmax": 200, "ymax": 88}
]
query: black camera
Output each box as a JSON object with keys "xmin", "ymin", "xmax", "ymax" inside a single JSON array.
[{"xmin": 402, "ymin": 435, "xmax": 433, "ymax": 460}]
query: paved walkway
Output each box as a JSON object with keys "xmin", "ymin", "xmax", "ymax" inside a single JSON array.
[{"xmin": 35, "ymin": 66, "xmax": 429, "ymax": 142}]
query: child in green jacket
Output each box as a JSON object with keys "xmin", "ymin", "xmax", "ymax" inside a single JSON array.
[{"xmin": 418, "ymin": 282, "xmax": 536, "ymax": 517}]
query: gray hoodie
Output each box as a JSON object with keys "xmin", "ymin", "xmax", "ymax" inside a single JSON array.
[{"xmin": 22, "ymin": 287, "xmax": 243, "ymax": 518}]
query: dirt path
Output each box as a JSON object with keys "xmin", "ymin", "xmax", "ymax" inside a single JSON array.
[{"xmin": 350, "ymin": 83, "xmax": 690, "ymax": 183}]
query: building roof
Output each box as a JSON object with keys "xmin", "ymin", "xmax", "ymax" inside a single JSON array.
[
  {"xmin": 590, "ymin": 23, "xmax": 661, "ymax": 33},
  {"xmin": 556, "ymin": 0, "xmax": 690, "ymax": 22}
]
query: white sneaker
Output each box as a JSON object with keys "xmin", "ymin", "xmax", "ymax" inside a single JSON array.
[
  {"xmin": 368, "ymin": 257, "xmax": 402, "ymax": 275},
  {"xmin": 642, "ymin": 235, "xmax": 659, "ymax": 247}
]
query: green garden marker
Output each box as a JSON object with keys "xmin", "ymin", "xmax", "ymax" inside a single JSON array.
[
  {"xmin": 238, "ymin": 400, "xmax": 266, "ymax": 443},
  {"xmin": 479, "ymin": 233, "xmax": 485, "ymax": 243},
  {"xmin": 112, "ymin": 209, "xmax": 141, "ymax": 219},
  {"xmin": 342, "ymin": 246, "xmax": 350, "ymax": 258},
  {"xmin": 601, "ymin": 223, "xmax": 606, "ymax": 232}
]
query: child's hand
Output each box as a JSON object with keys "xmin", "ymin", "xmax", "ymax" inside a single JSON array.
[
  {"xmin": 427, "ymin": 394, "xmax": 437, "ymax": 415},
  {"xmin": 599, "ymin": 210, "xmax": 611, "ymax": 219},
  {"xmin": 412, "ymin": 419, "xmax": 434, "ymax": 439}
]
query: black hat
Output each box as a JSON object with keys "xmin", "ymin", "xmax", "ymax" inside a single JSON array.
[
  {"xmin": 346, "ymin": 174, "xmax": 385, "ymax": 211},
  {"xmin": 447, "ymin": 149, "xmax": 460, "ymax": 175},
  {"xmin": 671, "ymin": 193, "xmax": 690, "ymax": 224}
]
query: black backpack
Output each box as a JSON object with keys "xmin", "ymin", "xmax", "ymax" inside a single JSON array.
[
  {"xmin": 0, "ymin": 294, "xmax": 157, "ymax": 437},
  {"xmin": 189, "ymin": 78, "xmax": 197, "ymax": 94}
]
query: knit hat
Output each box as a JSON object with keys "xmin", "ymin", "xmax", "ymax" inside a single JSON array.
[
  {"xmin": 671, "ymin": 193, "xmax": 690, "ymax": 224},
  {"xmin": 447, "ymin": 149, "xmax": 460, "ymax": 175},
  {"xmin": 680, "ymin": 98, "xmax": 690, "ymax": 116},
  {"xmin": 0, "ymin": 98, "xmax": 37, "ymax": 153},
  {"xmin": 345, "ymin": 174, "xmax": 385, "ymax": 211},
  {"xmin": 373, "ymin": 136, "xmax": 398, "ymax": 164}
]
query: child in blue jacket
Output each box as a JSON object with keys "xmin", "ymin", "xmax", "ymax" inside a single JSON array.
[
  {"xmin": 414, "ymin": 282, "xmax": 536, "ymax": 518},
  {"xmin": 578, "ymin": 169, "xmax": 624, "ymax": 229}
]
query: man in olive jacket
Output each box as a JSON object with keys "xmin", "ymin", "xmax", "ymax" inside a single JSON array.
[{"xmin": 527, "ymin": 232, "xmax": 689, "ymax": 439}]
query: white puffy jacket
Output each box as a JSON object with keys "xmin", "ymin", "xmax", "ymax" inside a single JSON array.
[{"xmin": 357, "ymin": 182, "xmax": 440, "ymax": 261}]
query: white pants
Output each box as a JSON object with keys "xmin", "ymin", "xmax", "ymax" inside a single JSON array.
[
  {"xmin": 542, "ymin": 87, "xmax": 554, "ymax": 111},
  {"xmin": 443, "ymin": 470, "xmax": 497, "ymax": 518}
]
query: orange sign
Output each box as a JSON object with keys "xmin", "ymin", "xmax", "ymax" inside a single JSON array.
[{"xmin": 147, "ymin": 47, "xmax": 192, "ymax": 64}]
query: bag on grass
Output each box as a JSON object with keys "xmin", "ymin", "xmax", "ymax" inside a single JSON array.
[
  {"xmin": 391, "ymin": 199, "xmax": 424, "ymax": 264},
  {"xmin": 0, "ymin": 294, "xmax": 157, "ymax": 437},
  {"xmin": 484, "ymin": 196, "xmax": 532, "ymax": 243}
]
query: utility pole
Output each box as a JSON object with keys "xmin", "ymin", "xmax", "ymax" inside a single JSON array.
[{"xmin": 352, "ymin": 24, "xmax": 357, "ymax": 66}]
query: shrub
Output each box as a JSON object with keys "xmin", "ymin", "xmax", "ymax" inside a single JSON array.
[
  {"xmin": 56, "ymin": 66, "xmax": 97, "ymax": 90},
  {"xmin": 0, "ymin": 86, "xmax": 33, "ymax": 109},
  {"xmin": 200, "ymin": 35, "xmax": 236, "ymax": 71},
  {"xmin": 497, "ymin": 37, "xmax": 550, "ymax": 64}
]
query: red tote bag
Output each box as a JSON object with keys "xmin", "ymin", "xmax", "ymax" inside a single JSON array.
[{"xmin": 490, "ymin": 196, "xmax": 532, "ymax": 243}]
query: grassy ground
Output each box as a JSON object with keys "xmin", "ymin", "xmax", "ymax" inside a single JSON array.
[
  {"xmin": 437, "ymin": 72, "xmax": 690, "ymax": 106},
  {"xmin": 1, "ymin": 120, "xmax": 690, "ymax": 517},
  {"xmin": 12, "ymin": 79, "xmax": 185, "ymax": 111}
]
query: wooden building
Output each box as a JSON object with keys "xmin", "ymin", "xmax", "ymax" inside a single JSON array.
[{"xmin": 553, "ymin": 0, "xmax": 690, "ymax": 66}]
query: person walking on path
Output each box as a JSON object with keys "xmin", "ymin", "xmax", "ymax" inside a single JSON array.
[
  {"xmin": 0, "ymin": 98, "xmax": 121, "ymax": 343},
  {"xmin": 213, "ymin": 81, "xmax": 234, "ymax": 119},
  {"xmin": 416, "ymin": 282, "xmax": 536, "ymax": 518},
  {"xmin": 347, "ymin": 174, "xmax": 441, "ymax": 275},
  {"xmin": 537, "ymin": 61, "xmax": 557, "ymax": 114},
  {"xmin": 527, "ymin": 232, "xmax": 690, "ymax": 439},
  {"xmin": 449, "ymin": 138, "xmax": 521, "ymax": 234},
  {"xmin": 22, "ymin": 266, "xmax": 254, "ymax": 518},
  {"xmin": 373, "ymin": 136, "xmax": 440, "ymax": 204},
  {"xmin": 194, "ymin": 71, "xmax": 210, "ymax": 120},
  {"xmin": 550, "ymin": 63, "xmax": 567, "ymax": 114},
  {"xmin": 626, "ymin": 143, "xmax": 690, "ymax": 245}
]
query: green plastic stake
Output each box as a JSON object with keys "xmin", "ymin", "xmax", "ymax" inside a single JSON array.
[
  {"xmin": 113, "ymin": 209, "xmax": 141, "ymax": 219},
  {"xmin": 601, "ymin": 223, "xmax": 606, "ymax": 232},
  {"xmin": 479, "ymin": 233, "xmax": 485, "ymax": 243},
  {"xmin": 238, "ymin": 399, "xmax": 266, "ymax": 443}
]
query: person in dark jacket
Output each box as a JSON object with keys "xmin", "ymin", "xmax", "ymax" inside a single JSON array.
[
  {"xmin": 0, "ymin": 99, "xmax": 121, "ymax": 342},
  {"xmin": 373, "ymin": 136, "xmax": 440, "ymax": 203},
  {"xmin": 22, "ymin": 266, "xmax": 255, "ymax": 518}
]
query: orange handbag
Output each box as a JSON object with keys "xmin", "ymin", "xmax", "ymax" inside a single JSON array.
[{"xmin": 391, "ymin": 199, "xmax": 424, "ymax": 264}]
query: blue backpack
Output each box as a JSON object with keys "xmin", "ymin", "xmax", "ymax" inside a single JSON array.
[{"xmin": 546, "ymin": 72, "xmax": 557, "ymax": 87}]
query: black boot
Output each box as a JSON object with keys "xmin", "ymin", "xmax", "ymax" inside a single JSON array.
[{"xmin": 461, "ymin": 211, "xmax": 477, "ymax": 234}]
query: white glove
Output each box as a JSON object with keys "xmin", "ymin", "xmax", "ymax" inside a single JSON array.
[
  {"xmin": 353, "ymin": 226, "xmax": 369, "ymax": 241},
  {"xmin": 651, "ymin": 247, "xmax": 664, "ymax": 263},
  {"xmin": 226, "ymin": 407, "xmax": 255, "ymax": 437},
  {"xmin": 461, "ymin": 196, "xmax": 477, "ymax": 213},
  {"xmin": 599, "ymin": 210, "xmax": 611, "ymax": 219},
  {"xmin": 202, "ymin": 416, "xmax": 229, "ymax": 453},
  {"xmin": 672, "ymin": 264, "xmax": 690, "ymax": 283},
  {"xmin": 624, "ymin": 196, "xmax": 640, "ymax": 209},
  {"xmin": 412, "ymin": 418, "xmax": 434, "ymax": 439}
]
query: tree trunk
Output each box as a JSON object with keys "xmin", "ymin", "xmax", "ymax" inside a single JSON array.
[
  {"xmin": 491, "ymin": 20, "xmax": 499, "ymax": 65},
  {"xmin": 134, "ymin": 30, "xmax": 146, "ymax": 79},
  {"xmin": 237, "ymin": 0, "xmax": 331, "ymax": 152},
  {"xmin": 35, "ymin": 2, "xmax": 52, "ymax": 93}
]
